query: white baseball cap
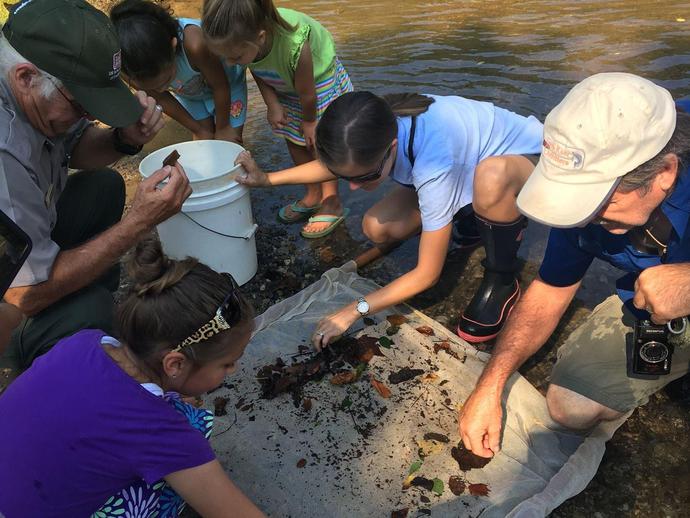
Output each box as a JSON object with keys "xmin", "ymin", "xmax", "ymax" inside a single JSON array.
[{"xmin": 517, "ymin": 72, "xmax": 676, "ymax": 228}]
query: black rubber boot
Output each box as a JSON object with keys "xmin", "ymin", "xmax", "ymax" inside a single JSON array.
[{"xmin": 457, "ymin": 215, "xmax": 527, "ymax": 343}]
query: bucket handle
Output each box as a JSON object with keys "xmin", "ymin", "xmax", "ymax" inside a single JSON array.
[{"xmin": 181, "ymin": 212, "xmax": 258, "ymax": 240}]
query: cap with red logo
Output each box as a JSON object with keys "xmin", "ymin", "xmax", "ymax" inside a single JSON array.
[
  {"xmin": 516, "ymin": 72, "xmax": 676, "ymax": 228},
  {"xmin": 2, "ymin": 0, "xmax": 142, "ymax": 127}
]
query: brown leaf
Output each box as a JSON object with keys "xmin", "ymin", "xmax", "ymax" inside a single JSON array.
[
  {"xmin": 468, "ymin": 483, "xmax": 491, "ymax": 496},
  {"xmin": 421, "ymin": 373, "xmax": 439, "ymax": 383},
  {"xmin": 448, "ymin": 475, "xmax": 466, "ymax": 496},
  {"xmin": 330, "ymin": 371, "xmax": 357, "ymax": 385},
  {"xmin": 296, "ymin": 458, "xmax": 307, "ymax": 468},
  {"xmin": 371, "ymin": 378, "xmax": 392, "ymax": 398},
  {"xmin": 415, "ymin": 325, "xmax": 435, "ymax": 336},
  {"xmin": 213, "ymin": 397, "xmax": 229, "ymax": 416},
  {"xmin": 386, "ymin": 314, "xmax": 409, "ymax": 326},
  {"xmin": 356, "ymin": 335, "xmax": 384, "ymax": 363},
  {"xmin": 391, "ymin": 509, "xmax": 409, "ymax": 518},
  {"xmin": 389, "ymin": 367, "xmax": 425, "ymax": 384},
  {"xmin": 302, "ymin": 398, "xmax": 313, "ymax": 411}
]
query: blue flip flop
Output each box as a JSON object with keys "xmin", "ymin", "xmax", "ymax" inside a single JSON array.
[
  {"xmin": 300, "ymin": 208, "xmax": 351, "ymax": 239},
  {"xmin": 277, "ymin": 201, "xmax": 321, "ymax": 223}
]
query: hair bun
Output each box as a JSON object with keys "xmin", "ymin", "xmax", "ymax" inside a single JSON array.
[{"xmin": 127, "ymin": 236, "xmax": 197, "ymax": 296}]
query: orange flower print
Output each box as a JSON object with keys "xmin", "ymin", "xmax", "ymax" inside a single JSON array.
[{"xmin": 231, "ymin": 100, "xmax": 244, "ymax": 119}]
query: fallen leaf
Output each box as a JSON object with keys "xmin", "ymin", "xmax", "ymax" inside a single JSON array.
[
  {"xmin": 331, "ymin": 371, "xmax": 357, "ymax": 385},
  {"xmin": 363, "ymin": 317, "xmax": 376, "ymax": 326},
  {"xmin": 407, "ymin": 476, "xmax": 434, "ymax": 491},
  {"xmin": 340, "ymin": 396, "xmax": 352, "ymax": 409},
  {"xmin": 213, "ymin": 397, "xmax": 229, "ymax": 416},
  {"xmin": 387, "ymin": 314, "xmax": 408, "ymax": 326},
  {"xmin": 378, "ymin": 336, "xmax": 394, "ymax": 348},
  {"xmin": 421, "ymin": 373, "xmax": 439, "ymax": 383},
  {"xmin": 318, "ymin": 246, "xmax": 336, "ymax": 263},
  {"xmin": 423, "ymin": 432, "xmax": 450, "ymax": 443},
  {"xmin": 391, "ymin": 508, "xmax": 409, "ymax": 518},
  {"xmin": 431, "ymin": 478, "xmax": 444, "ymax": 496},
  {"xmin": 420, "ymin": 495, "xmax": 430, "ymax": 503},
  {"xmin": 354, "ymin": 363, "xmax": 367, "ymax": 379},
  {"xmin": 386, "ymin": 325, "xmax": 400, "ymax": 336},
  {"xmin": 388, "ymin": 367, "xmax": 425, "ymax": 384},
  {"xmin": 448, "ymin": 476, "xmax": 466, "ymax": 496},
  {"xmin": 356, "ymin": 335, "xmax": 384, "ymax": 363},
  {"xmin": 296, "ymin": 458, "xmax": 307, "ymax": 468},
  {"xmin": 371, "ymin": 378, "xmax": 392, "ymax": 398},
  {"xmin": 468, "ymin": 483, "xmax": 491, "ymax": 496},
  {"xmin": 408, "ymin": 460, "xmax": 423, "ymax": 475},
  {"xmin": 417, "ymin": 439, "xmax": 444, "ymax": 458},
  {"xmin": 302, "ymin": 398, "xmax": 313, "ymax": 411},
  {"xmin": 451, "ymin": 442, "xmax": 492, "ymax": 471},
  {"xmin": 415, "ymin": 325, "xmax": 435, "ymax": 336}
]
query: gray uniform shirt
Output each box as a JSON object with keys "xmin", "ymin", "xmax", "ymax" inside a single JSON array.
[{"xmin": 0, "ymin": 79, "xmax": 88, "ymax": 288}]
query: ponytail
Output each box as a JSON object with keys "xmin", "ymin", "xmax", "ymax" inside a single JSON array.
[
  {"xmin": 316, "ymin": 91, "xmax": 434, "ymax": 168},
  {"xmin": 110, "ymin": 0, "xmax": 179, "ymax": 80},
  {"xmin": 202, "ymin": 0, "xmax": 294, "ymax": 45},
  {"xmin": 116, "ymin": 236, "xmax": 254, "ymax": 371}
]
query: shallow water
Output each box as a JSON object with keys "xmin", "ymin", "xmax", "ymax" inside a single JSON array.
[{"xmin": 157, "ymin": 0, "xmax": 690, "ymax": 309}]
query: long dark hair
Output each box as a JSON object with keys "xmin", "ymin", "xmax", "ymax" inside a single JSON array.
[
  {"xmin": 202, "ymin": 0, "xmax": 294, "ymax": 45},
  {"xmin": 116, "ymin": 237, "xmax": 254, "ymax": 374},
  {"xmin": 316, "ymin": 92, "xmax": 434, "ymax": 168},
  {"xmin": 110, "ymin": 0, "xmax": 180, "ymax": 80}
]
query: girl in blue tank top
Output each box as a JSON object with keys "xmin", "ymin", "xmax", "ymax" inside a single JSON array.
[{"xmin": 111, "ymin": 0, "xmax": 247, "ymax": 143}]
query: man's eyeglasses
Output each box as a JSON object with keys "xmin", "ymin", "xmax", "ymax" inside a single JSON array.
[
  {"xmin": 172, "ymin": 273, "xmax": 243, "ymax": 352},
  {"xmin": 329, "ymin": 145, "xmax": 392, "ymax": 185},
  {"xmin": 47, "ymin": 78, "xmax": 89, "ymax": 118}
]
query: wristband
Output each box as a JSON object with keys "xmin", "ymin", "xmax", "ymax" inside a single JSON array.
[{"xmin": 113, "ymin": 128, "xmax": 143, "ymax": 156}]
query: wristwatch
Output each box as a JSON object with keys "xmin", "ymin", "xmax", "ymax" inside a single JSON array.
[
  {"xmin": 356, "ymin": 297, "xmax": 370, "ymax": 317},
  {"xmin": 112, "ymin": 128, "xmax": 143, "ymax": 156}
]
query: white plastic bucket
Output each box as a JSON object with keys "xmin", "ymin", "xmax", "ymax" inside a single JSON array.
[{"xmin": 139, "ymin": 140, "xmax": 258, "ymax": 285}]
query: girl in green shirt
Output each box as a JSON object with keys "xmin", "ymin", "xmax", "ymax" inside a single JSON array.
[{"xmin": 202, "ymin": 0, "xmax": 353, "ymax": 239}]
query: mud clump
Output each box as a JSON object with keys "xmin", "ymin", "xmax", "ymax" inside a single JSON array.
[{"xmin": 451, "ymin": 442, "xmax": 492, "ymax": 471}]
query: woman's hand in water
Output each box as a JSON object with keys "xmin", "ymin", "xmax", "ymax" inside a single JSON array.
[
  {"xmin": 235, "ymin": 151, "xmax": 270, "ymax": 187},
  {"xmin": 267, "ymin": 103, "xmax": 287, "ymax": 130},
  {"xmin": 301, "ymin": 120, "xmax": 317, "ymax": 149},
  {"xmin": 312, "ymin": 305, "xmax": 359, "ymax": 351}
]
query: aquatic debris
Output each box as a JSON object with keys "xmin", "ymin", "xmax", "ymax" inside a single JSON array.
[
  {"xmin": 331, "ymin": 371, "xmax": 358, "ymax": 385},
  {"xmin": 402, "ymin": 476, "xmax": 444, "ymax": 496},
  {"xmin": 386, "ymin": 325, "xmax": 400, "ymax": 336},
  {"xmin": 408, "ymin": 460, "xmax": 423, "ymax": 475},
  {"xmin": 421, "ymin": 373, "xmax": 439, "ymax": 383},
  {"xmin": 213, "ymin": 396, "xmax": 229, "ymax": 416},
  {"xmin": 433, "ymin": 341, "xmax": 464, "ymax": 361},
  {"xmin": 448, "ymin": 475, "xmax": 465, "ymax": 496},
  {"xmin": 388, "ymin": 367, "xmax": 425, "ymax": 384},
  {"xmin": 468, "ymin": 483, "xmax": 491, "ymax": 496},
  {"xmin": 423, "ymin": 432, "xmax": 449, "ymax": 443},
  {"xmin": 371, "ymin": 378, "xmax": 392, "ymax": 398},
  {"xmin": 431, "ymin": 478, "xmax": 444, "ymax": 496},
  {"xmin": 162, "ymin": 149, "xmax": 180, "ymax": 167},
  {"xmin": 390, "ymin": 509, "xmax": 409, "ymax": 518},
  {"xmin": 417, "ymin": 439, "xmax": 444, "ymax": 458},
  {"xmin": 415, "ymin": 325, "xmax": 435, "ymax": 336},
  {"xmin": 302, "ymin": 398, "xmax": 313, "ymax": 411},
  {"xmin": 378, "ymin": 336, "xmax": 394, "ymax": 348},
  {"xmin": 451, "ymin": 442, "xmax": 492, "ymax": 471},
  {"xmin": 296, "ymin": 458, "xmax": 307, "ymax": 468},
  {"xmin": 387, "ymin": 314, "xmax": 408, "ymax": 326},
  {"xmin": 363, "ymin": 317, "xmax": 376, "ymax": 326}
]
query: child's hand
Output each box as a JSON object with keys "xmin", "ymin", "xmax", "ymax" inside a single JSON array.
[
  {"xmin": 235, "ymin": 150, "xmax": 269, "ymax": 187},
  {"xmin": 267, "ymin": 103, "xmax": 287, "ymax": 130},
  {"xmin": 193, "ymin": 129, "xmax": 215, "ymax": 141},
  {"xmin": 301, "ymin": 120, "xmax": 317, "ymax": 149}
]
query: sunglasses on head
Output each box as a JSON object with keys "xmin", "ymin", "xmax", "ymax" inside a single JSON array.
[
  {"xmin": 172, "ymin": 273, "xmax": 243, "ymax": 352},
  {"xmin": 329, "ymin": 144, "xmax": 393, "ymax": 184}
]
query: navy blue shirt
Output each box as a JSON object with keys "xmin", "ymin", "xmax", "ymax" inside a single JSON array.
[{"xmin": 539, "ymin": 100, "xmax": 690, "ymax": 306}]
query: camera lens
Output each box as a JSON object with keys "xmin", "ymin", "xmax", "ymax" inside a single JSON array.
[{"xmin": 639, "ymin": 341, "xmax": 669, "ymax": 364}]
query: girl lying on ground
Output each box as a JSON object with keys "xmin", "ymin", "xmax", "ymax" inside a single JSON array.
[
  {"xmin": 111, "ymin": 0, "xmax": 248, "ymax": 143},
  {"xmin": 202, "ymin": 0, "xmax": 353, "ymax": 239},
  {"xmin": 0, "ymin": 237, "xmax": 265, "ymax": 518},
  {"xmin": 236, "ymin": 92, "xmax": 542, "ymax": 345}
]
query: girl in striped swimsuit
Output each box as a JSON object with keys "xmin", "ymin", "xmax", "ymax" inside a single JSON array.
[{"xmin": 202, "ymin": 0, "xmax": 354, "ymax": 239}]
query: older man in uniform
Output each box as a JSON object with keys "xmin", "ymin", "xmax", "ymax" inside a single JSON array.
[
  {"xmin": 0, "ymin": 0, "xmax": 191, "ymax": 373},
  {"xmin": 459, "ymin": 73, "xmax": 690, "ymax": 457}
]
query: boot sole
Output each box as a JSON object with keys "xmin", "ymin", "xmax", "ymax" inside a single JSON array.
[{"xmin": 455, "ymin": 285, "xmax": 521, "ymax": 344}]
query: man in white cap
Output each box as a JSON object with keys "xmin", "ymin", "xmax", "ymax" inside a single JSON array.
[{"xmin": 459, "ymin": 72, "xmax": 690, "ymax": 457}]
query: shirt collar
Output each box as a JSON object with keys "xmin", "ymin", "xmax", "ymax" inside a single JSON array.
[{"xmin": 661, "ymin": 165, "xmax": 690, "ymax": 238}]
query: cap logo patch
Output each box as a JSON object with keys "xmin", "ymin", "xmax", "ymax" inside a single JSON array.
[
  {"xmin": 542, "ymin": 137, "xmax": 585, "ymax": 170},
  {"xmin": 109, "ymin": 50, "xmax": 121, "ymax": 80}
]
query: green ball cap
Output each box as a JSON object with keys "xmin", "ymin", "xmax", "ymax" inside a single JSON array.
[{"xmin": 2, "ymin": 0, "xmax": 143, "ymax": 127}]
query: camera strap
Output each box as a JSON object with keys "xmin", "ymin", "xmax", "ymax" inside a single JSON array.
[{"xmin": 628, "ymin": 207, "xmax": 672, "ymax": 259}]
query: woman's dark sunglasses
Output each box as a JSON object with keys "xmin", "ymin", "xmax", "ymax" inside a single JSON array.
[{"xmin": 329, "ymin": 145, "xmax": 392, "ymax": 184}]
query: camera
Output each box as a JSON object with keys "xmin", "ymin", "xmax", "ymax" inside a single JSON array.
[{"xmin": 632, "ymin": 319, "xmax": 674, "ymax": 375}]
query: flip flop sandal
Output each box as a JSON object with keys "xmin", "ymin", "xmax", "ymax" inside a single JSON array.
[
  {"xmin": 300, "ymin": 208, "xmax": 351, "ymax": 239},
  {"xmin": 277, "ymin": 201, "xmax": 322, "ymax": 224}
]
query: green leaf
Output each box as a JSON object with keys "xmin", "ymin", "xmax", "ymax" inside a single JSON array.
[
  {"xmin": 354, "ymin": 363, "xmax": 367, "ymax": 379},
  {"xmin": 340, "ymin": 396, "xmax": 352, "ymax": 410},
  {"xmin": 363, "ymin": 317, "xmax": 376, "ymax": 326},
  {"xmin": 378, "ymin": 336, "xmax": 394, "ymax": 348},
  {"xmin": 386, "ymin": 325, "xmax": 400, "ymax": 336},
  {"xmin": 432, "ymin": 478, "xmax": 444, "ymax": 496},
  {"xmin": 408, "ymin": 459, "xmax": 423, "ymax": 475}
]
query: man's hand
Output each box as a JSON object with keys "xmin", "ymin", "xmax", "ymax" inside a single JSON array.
[
  {"xmin": 633, "ymin": 263, "xmax": 690, "ymax": 323},
  {"xmin": 125, "ymin": 163, "xmax": 192, "ymax": 230},
  {"xmin": 458, "ymin": 387, "xmax": 503, "ymax": 458},
  {"xmin": 118, "ymin": 91, "xmax": 166, "ymax": 147}
]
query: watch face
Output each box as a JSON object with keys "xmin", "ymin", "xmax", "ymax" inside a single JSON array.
[{"xmin": 357, "ymin": 299, "xmax": 369, "ymax": 314}]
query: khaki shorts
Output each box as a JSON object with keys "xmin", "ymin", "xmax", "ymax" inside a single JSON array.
[{"xmin": 550, "ymin": 295, "xmax": 690, "ymax": 413}]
